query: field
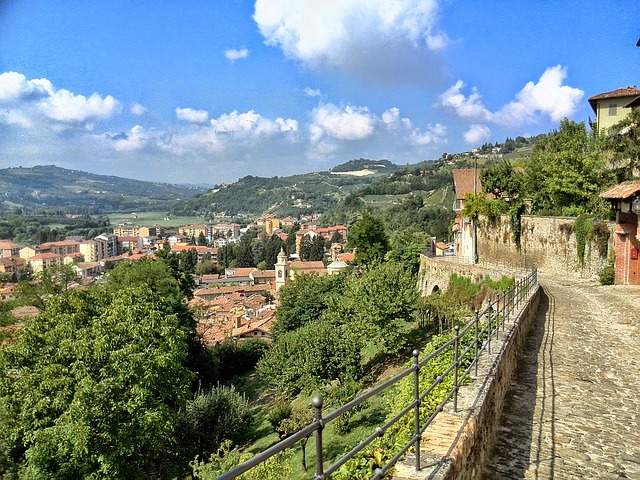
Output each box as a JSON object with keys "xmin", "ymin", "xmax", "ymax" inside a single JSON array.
[{"xmin": 107, "ymin": 211, "xmax": 209, "ymax": 228}]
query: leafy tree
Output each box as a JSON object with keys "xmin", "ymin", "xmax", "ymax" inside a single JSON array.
[
  {"xmin": 347, "ymin": 213, "xmax": 390, "ymax": 264},
  {"xmin": 0, "ymin": 287, "xmax": 194, "ymax": 479},
  {"xmin": 324, "ymin": 261, "xmax": 418, "ymax": 354},
  {"xmin": 309, "ymin": 235, "xmax": 325, "ymax": 261},
  {"xmin": 603, "ymin": 108, "xmax": 640, "ymax": 180},
  {"xmin": 236, "ymin": 238, "xmax": 255, "ymax": 268},
  {"xmin": 386, "ymin": 229, "xmax": 430, "ymax": 274},
  {"xmin": 154, "ymin": 246, "xmax": 197, "ymax": 299},
  {"xmin": 257, "ymin": 319, "xmax": 364, "ymax": 395},
  {"xmin": 218, "ymin": 243, "xmax": 236, "ymax": 269},
  {"xmin": 13, "ymin": 263, "xmax": 79, "ymax": 310},
  {"xmin": 197, "ymin": 231, "xmax": 208, "ymax": 246},
  {"xmin": 195, "ymin": 259, "xmax": 218, "ymax": 275},
  {"xmin": 524, "ymin": 119, "xmax": 613, "ymax": 214},
  {"xmin": 176, "ymin": 385, "xmax": 252, "ymax": 460},
  {"xmin": 299, "ymin": 235, "xmax": 312, "ymax": 260},
  {"xmin": 271, "ymin": 273, "xmax": 345, "ymax": 339},
  {"xmin": 274, "ymin": 406, "xmax": 314, "ymax": 472},
  {"xmin": 481, "ymin": 160, "xmax": 523, "ymax": 201}
]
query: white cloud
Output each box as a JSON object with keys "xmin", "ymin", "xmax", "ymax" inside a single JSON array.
[
  {"xmin": 499, "ymin": 65, "xmax": 584, "ymax": 123},
  {"xmin": 439, "ymin": 80, "xmax": 490, "ymax": 121},
  {"xmin": 130, "ymin": 102, "xmax": 147, "ymax": 116},
  {"xmin": 304, "ymin": 87, "xmax": 322, "ymax": 97},
  {"xmin": 112, "ymin": 125, "xmax": 147, "ymax": 152},
  {"xmin": 463, "ymin": 124, "xmax": 491, "ymax": 145},
  {"xmin": 440, "ymin": 65, "xmax": 584, "ymax": 127},
  {"xmin": 0, "ymin": 71, "xmax": 50, "ymax": 102},
  {"xmin": 382, "ymin": 107, "xmax": 412, "ymax": 129},
  {"xmin": 224, "ymin": 48, "xmax": 249, "ymax": 61},
  {"xmin": 0, "ymin": 109, "xmax": 32, "ymax": 128},
  {"xmin": 0, "ymin": 72, "xmax": 121, "ymax": 126},
  {"xmin": 176, "ymin": 107, "xmax": 210, "ymax": 124},
  {"xmin": 410, "ymin": 123, "xmax": 447, "ymax": 145},
  {"xmin": 309, "ymin": 104, "xmax": 375, "ymax": 143},
  {"xmin": 253, "ymin": 0, "xmax": 448, "ymax": 83},
  {"xmin": 40, "ymin": 90, "xmax": 120, "ymax": 123},
  {"xmin": 210, "ymin": 110, "xmax": 298, "ymax": 136}
]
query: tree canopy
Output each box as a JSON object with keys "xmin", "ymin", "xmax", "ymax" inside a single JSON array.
[
  {"xmin": 347, "ymin": 213, "xmax": 390, "ymax": 264},
  {"xmin": 0, "ymin": 287, "xmax": 193, "ymax": 479}
]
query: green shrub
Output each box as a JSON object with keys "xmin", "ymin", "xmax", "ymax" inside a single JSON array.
[
  {"xmin": 598, "ymin": 255, "xmax": 615, "ymax": 285},
  {"xmin": 177, "ymin": 384, "xmax": 253, "ymax": 459}
]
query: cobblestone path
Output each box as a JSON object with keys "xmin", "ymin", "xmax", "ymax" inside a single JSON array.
[{"xmin": 481, "ymin": 275, "xmax": 640, "ymax": 479}]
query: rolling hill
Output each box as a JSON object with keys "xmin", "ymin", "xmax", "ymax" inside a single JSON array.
[{"xmin": 0, "ymin": 165, "xmax": 205, "ymax": 214}]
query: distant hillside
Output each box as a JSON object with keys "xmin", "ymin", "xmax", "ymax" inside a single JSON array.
[
  {"xmin": 0, "ymin": 165, "xmax": 205, "ymax": 214},
  {"xmin": 170, "ymin": 159, "xmax": 400, "ymax": 218},
  {"xmin": 330, "ymin": 158, "xmax": 398, "ymax": 173},
  {"xmin": 169, "ymin": 136, "xmax": 545, "ymax": 222}
]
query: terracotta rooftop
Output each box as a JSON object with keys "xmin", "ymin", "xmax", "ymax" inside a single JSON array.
[
  {"xmin": 600, "ymin": 180, "xmax": 640, "ymax": 200},
  {"xmin": 453, "ymin": 169, "xmax": 483, "ymax": 200},
  {"xmin": 588, "ymin": 87, "xmax": 640, "ymax": 113}
]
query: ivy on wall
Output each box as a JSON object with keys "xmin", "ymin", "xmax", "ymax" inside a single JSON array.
[{"xmin": 574, "ymin": 215, "xmax": 594, "ymax": 266}]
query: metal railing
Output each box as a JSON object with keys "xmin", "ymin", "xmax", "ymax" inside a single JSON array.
[{"xmin": 216, "ymin": 268, "xmax": 538, "ymax": 480}]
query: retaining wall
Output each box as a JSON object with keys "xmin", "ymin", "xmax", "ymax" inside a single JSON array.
[
  {"xmin": 393, "ymin": 283, "xmax": 542, "ymax": 479},
  {"xmin": 477, "ymin": 215, "xmax": 614, "ymax": 278}
]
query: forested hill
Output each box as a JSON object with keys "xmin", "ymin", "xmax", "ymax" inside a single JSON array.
[
  {"xmin": 169, "ymin": 159, "xmax": 403, "ymax": 218},
  {"xmin": 0, "ymin": 165, "xmax": 205, "ymax": 214}
]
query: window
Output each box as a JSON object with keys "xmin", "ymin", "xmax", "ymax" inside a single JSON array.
[{"xmin": 609, "ymin": 103, "xmax": 618, "ymax": 116}]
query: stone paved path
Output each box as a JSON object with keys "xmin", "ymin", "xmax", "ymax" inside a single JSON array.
[{"xmin": 481, "ymin": 275, "xmax": 640, "ymax": 479}]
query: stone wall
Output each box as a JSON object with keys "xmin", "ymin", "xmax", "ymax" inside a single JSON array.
[
  {"xmin": 393, "ymin": 282, "xmax": 542, "ymax": 480},
  {"xmin": 477, "ymin": 215, "xmax": 614, "ymax": 278},
  {"xmin": 416, "ymin": 254, "xmax": 520, "ymax": 296}
]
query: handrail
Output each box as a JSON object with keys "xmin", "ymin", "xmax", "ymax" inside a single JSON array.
[{"xmin": 215, "ymin": 267, "xmax": 538, "ymax": 480}]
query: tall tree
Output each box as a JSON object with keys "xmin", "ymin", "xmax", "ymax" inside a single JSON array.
[
  {"xmin": 324, "ymin": 261, "xmax": 418, "ymax": 354},
  {"xmin": 603, "ymin": 108, "xmax": 640, "ymax": 181},
  {"xmin": 524, "ymin": 119, "xmax": 613, "ymax": 215},
  {"xmin": 347, "ymin": 213, "xmax": 390, "ymax": 264},
  {"xmin": 309, "ymin": 235, "xmax": 325, "ymax": 261},
  {"xmin": 0, "ymin": 287, "xmax": 194, "ymax": 479}
]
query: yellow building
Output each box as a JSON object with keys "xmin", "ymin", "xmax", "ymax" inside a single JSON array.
[
  {"xmin": 113, "ymin": 225, "xmax": 157, "ymax": 237},
  {"xmin": 79, "ymin": 239, "xmax": 108, "ymax": 263},
  {"xmin": 588, "ymin": 86, "xmax": 640, "ymax": 133},
  {"xmin": 178, "ymin": 225, "xmax": 209, "ymax": 239}
]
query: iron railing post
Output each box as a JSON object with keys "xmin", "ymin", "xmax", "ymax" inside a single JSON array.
[
  {"xmin": 487, "ymin": 300, "xmax": 492, "ymax": 355},
  {"xmin": 494, "ymin": 296, "xmax": 500, "ymax": 341},
  {"xmin": 474, "ymin": 309, "xmax": 479, "ymax": 377},
  {"xmin": 312, "ymin": 396, "xmax": 324, "ymax": 480},
  {"xmin": 453, "ymin": 325, "xmax": 460, "ymax": 412},
  {"xmin": 413, "ymin": 349, "xmax": 421, "ymax": 471}
]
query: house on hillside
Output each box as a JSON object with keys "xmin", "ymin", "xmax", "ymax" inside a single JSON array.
[
  {"xmin": 600, "ymin": 180, "xmax": 640, "ymax": 285},
  {"xmin": 588, "ymin": 86, "xmax": 640, "ymax": 133},
  {"xmin": 0, "ymin": 240, "xmax": 21, "ymax": 259},
  {"xmin": 452, "ymin": 168, "xmax": 483, "ymax": 262}
]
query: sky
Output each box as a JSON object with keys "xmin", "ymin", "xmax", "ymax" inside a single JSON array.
[{"xmin": 0, "ymin": 1, "xmax": 638, "ymax": 185}]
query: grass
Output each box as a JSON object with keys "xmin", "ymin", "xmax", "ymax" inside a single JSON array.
[
  {"xmin": 231, "ymin": 320, "xmax": 440, "ymax": 479},
  {"xmin": 107, "ymin": 211, "xmax": 208, "ymax": 228}
]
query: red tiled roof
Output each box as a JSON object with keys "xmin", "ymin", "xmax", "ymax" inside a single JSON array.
[
  {"xmin": 226, "ymin": 267, "xmax": 255, "ymax": 277},
  {"xmin": 453, "ymin": 169, "xmax": 483, "ymax": 200},
  {"xmin": 0, "ymin": 240, "xmax": 21, "ymax": 249},
  {"xmin": 588, "ymin": 87, "xmax": 640, "ymax": 113},
  {"xmin": 588, "ymin": 86, "xmax": 640, "ymax": 101},
  {"xmin": 251, "ymin": 269, "xmax": 275, "ymax": 278},
  {"xmin": 599, "ymin": 180, "xmax": 640, "ymax": 200},
  {"xmin": 29, "ymin": 252, "xmax": 61, "ymax": 260}
]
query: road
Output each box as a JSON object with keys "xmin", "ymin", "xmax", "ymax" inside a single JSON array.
[{"xmin": 481, "ymin": 274, "xmax": 640, "ymax": 479}]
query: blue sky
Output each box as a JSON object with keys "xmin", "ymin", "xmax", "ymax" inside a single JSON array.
[{"xmin": 0, "ymin": 1, "xmax": 638, "ymax": 185}]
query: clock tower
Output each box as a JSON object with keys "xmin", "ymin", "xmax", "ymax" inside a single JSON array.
[{"xmin": 275, "ymin": 248, "xmax": 290, "ymax": 291}]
